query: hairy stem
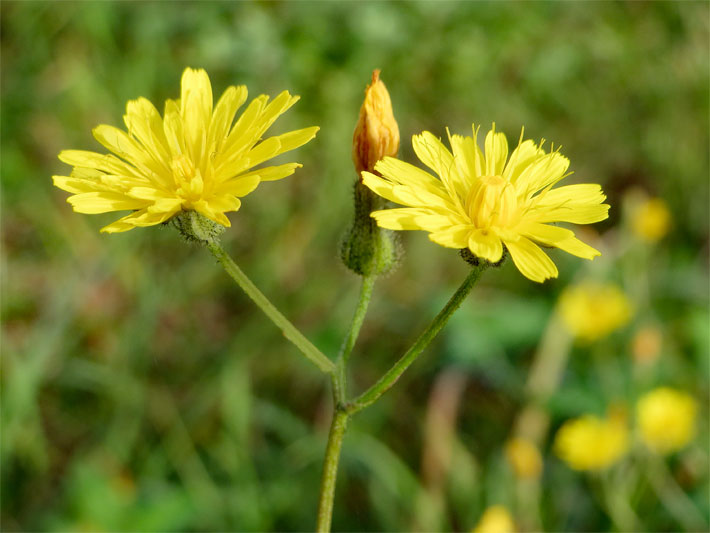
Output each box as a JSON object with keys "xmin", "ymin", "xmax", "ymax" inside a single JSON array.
[
  {"xmin": 206, "ymin": 240, "xmax": 335, "ymax": 374},
  {"xmin": 316, "ymin": 409, "xmax": 349, "ymax": 533},
  {"xmin": 333, "ymin": 274, "xmax": 376, "ymax": 403},
  {"xmin": 346, "ymin": 264, "xmax": 487, "ymax": 414}
]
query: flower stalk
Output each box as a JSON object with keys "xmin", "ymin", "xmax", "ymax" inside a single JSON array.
[
  {"xmin": 315, "ymin": 409, "xmax": 349, "ymax": 533},
  {"xmin": 347, "ymin": 263, "xmax": 487, "ymax": 414},
  {"xmin": 205, "ymin": 238, "xmax": 335, "ymax": 375}
]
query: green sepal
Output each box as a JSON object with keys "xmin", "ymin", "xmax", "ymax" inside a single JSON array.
[
  {"xmin": 341, "ymin": 181, "xmax": 399, "ymax": 277},
  {"xmin": 171, "ymin": 210, "xmax": 225, "ymax": 244}
]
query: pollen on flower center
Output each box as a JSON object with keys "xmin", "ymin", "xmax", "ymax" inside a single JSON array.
[
  {"xmin": 172, "ymin": 154, "xmax": 204, "ymax": 201},
  {"xmin": 467, "ymin": 175, "xmax": 518, "ymax": 229}
]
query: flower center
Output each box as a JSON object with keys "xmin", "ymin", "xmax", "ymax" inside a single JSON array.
[
  {"xmin": 172, "ymin": 155, "xmax": 204, "ymax": 201},
  {"xmin": 468, "ymin": 175, "xmax": 518, "ymax": 229}
]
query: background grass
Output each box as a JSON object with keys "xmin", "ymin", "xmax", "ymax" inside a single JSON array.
[{"xmin": 2, "ymin": 1, "xmax": 708, "ymax": 531}]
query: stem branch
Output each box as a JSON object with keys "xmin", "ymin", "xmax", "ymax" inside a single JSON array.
[
  {"xmin": 346, "ymin": 264, "xmax": 486, "ymax": 414},
  {"xmin": 206, "ymin": 240, "xmax": 335, "ymax": 374},
  {"xmin": 332, "ymin": 274, "xmax": 376, "ymax": 403}
]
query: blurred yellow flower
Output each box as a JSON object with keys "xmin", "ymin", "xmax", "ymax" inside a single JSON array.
[
  {"xmin": 352, "ymin": 69, "xmax": 400, "ymax": 176},
  {"xmin": 637, "ymin": 387, "xmax": 697, "ymax": 454},
  {"xmin": 559, "ymin": 282, "xmax": 633, "ymax": 342},
  {"xmin": 631, "ymin": 197, "xmax": 671, "ymax": 242},
  {"xmin": 505, "ymin": 437, "xmax": 543, "ymax": 479},
  {"xmin": 554, "ymin": 414, "xmax": 629, "ymax": 471},
  {"xmin": 362, "ymin": 125, "xmax": 609, "ymax": 282},
  {"xmin": 54, "ymin": 68, "xmax": 318, "ymax": 233},
  {"xmin": 472, "ymin": 505, "xmax": 516, "ymax": 533}
]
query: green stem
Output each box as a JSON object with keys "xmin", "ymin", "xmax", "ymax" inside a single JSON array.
[
  {"xmin": 346, "ymin": 264, "xmax": 487, "ymax": 414},
  {"xmin": 338, "ymin": 274, "xmax": 377, "ymax": 365},
  {"xmin": 316, "ymin": 409, "xmax": 349, "ymax": 533},
  {"xmin": 646, "ymin": 453, "xmax": 707, "ymax": 531},
  {"xmin": 206, "ymin": 240, "xmax": 335, "ymax": 375},
  {"xmin": 333, "ymin": 274, "xmax": 376, "ymax": 404}
]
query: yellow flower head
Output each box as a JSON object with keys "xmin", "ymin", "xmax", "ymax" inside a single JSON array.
[
  {"xmin": 472, "ymin": 505, "xmax": 516, "ymax": 533},
  {"xmin": 505, "ymin": 437, "xmax": 543, "ymax": 479},
  {"xmin": 53, "ymin": 68, "xmax": 319, "ymax": 233},
  {"xmin": 631, "ymin": 197, "xmax": 671, "ymax": 242},
  {"xmin": 637, "ymin": 387, "xmax": 697, "ymax": 454},
  {"xmin": 352, "ymin": 69, "xmax": 400, "ymax": 176},
  {"xmin": 361, "ymin": 125, "xmax": 610, "ymax": 282},
  {"xmin": 554, "ymin": 414, "xmax": 629, "ymax": 471},
  {"xmin": 558, "ymin": 282, "xmax": 633, "ymax": 342}
]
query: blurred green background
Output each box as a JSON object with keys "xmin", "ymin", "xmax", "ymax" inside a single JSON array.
[{"xmin": 2, "ymin": 2, "xmax": 708, "ymax": 531}]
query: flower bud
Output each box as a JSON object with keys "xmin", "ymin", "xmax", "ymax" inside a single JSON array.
[
  {"xmin": 342, "ymin": 70, "xmax": 400, "ymax": 276},
  {"xmin": 352, "ymin": 69, "xmax": 400, "ymax": 176}
]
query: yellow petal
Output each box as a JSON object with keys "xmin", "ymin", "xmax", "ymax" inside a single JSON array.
[
  {"xmin": 362, "ymin": 172, "xmax": 457, "ymax": 212},
  {"xmin": 536, "ymin": 183, "xmax": 607, "ymax": 206},
  {"xmin": 261, "ymin": 126, "xmax": 319, "ymax": 162},
  {"xmin": 148, "ymin": 197, "xmax": 184, "ymax": 213},
  {"xmin": 68, "ymin": 192, "xmax": 149, "ymax": 214},
  {"xmin": 412, "ymin": 132, "xmax": 466, "ymax": 204},
  {"xmin": 371, "ymin": 208, "xmax": 455, "ymax": 231},
  {"xmin": 209, "ymin": 85, "xmax": 248, "ymax": 148},
  {"xmin": 58, "ymin": 150, "xmax": 139, "ymax": 177},
  {"xmin": 255, "ymin": 91, "xmax": 300, "ymax": 137},
  {"xmin": 204, "ymin": 195, "xmax": 242, "ymax": 212},
  {"xmin": 531, "ymin": 184, "xmax": 610, "ymax": 224},
  {"xmin": 484, "ymin": 126, "xmax": 508, "ymax": 176},
  {"xmin": 220, "ymin": 95, "xmax": 269, "ymax": 158},
  {"xmin": 531, "ymin": 203, "xmax": 610, "ymax": 225},
  {"xmin": 514, "ymin": 151, "xmax": 570, "ymax": 200},
  {"xmin": 234, "ymin": 163, "xmax": 301, "ymax": 183},
  {"xmin": 92, "ymin": 124, "xmax": 157, "ymax": 176},
  {"xmin": 505, "ymin": 236, "xmax": 558, "ymax": 282},
  {"xmin": 519, "ymin": 222, "xmax": 600, "ymax": 260},
  {"xmin": 100, "ymin": 207, "xmax": 178, "ymax": 233},
  {"xmin": 244, "ymin": 137, "xmax": 281, "ymax": 170},
  {"xmin": 162, "ymin": 107, "xmax": 186, "ymax": 158},
  {"xmin": 468, "ymin": 229, "xmax": 503, "ymax": 263},
  {"xmin": 447, "ymin": 131, "xmax": 484, "ymax": 184},
  {"xmin": 123, "ymin": 97, "xmax": 171, "ymax": 164},
  {"xmin": 217, "ymin": 175, "xmax": 261, "ymax": 197},
  {"xmin": 126, "ymin": 186, "xmax": 172, "ymax": 201},
  {"xmin": 53, "ymin": 175, "xmax": 106, "ymax": 194},
  {"xmin": 428, "ymin": 225, "xmax": 473, "ymax": 248},
  {"xmin": 504, "ymin": 138, "xmax": 544, "ymax": 182},
  {"xmin": 193, "ymin": 199, "xmax": 232, "ymax": 227},
  {"xmin": 180, "ymin": 67, "xmax": 213, "ymax": 124},
  {"xmin": 374, "ymin": 157, "xmax": 450, "ymax": 201}
]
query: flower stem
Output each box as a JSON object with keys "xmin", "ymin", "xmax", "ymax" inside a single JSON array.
[
  {"xmin": 206, "ymin": 240, "xmax": 335, "ymax": 374},
  {"xmin": 332, "ymin": 274, "xmax": 376, "ymax": 403},
  {"xmin": 346, "ymin": 264, "xmax": 487, "ymax": 414},
  {"xmin": 645, "ymin": 453, "xmax": 707, "ymax": 531},
  {"xmin": 316, "ymin": 409, "xmax": 349, "ymax": 533}
]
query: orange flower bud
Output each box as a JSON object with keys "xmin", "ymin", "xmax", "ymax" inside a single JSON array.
[
  {"xmin": 342, "ymin": 70, "xmax": 400, "ymax": 277},
  {"xmin": 352, "ymin": 69, "xmax": 400, "ymax": 177}
]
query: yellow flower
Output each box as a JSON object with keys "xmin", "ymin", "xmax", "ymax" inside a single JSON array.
[
  {"xmin": 361, "ymin": 124, "xmax": 609, "ymax": 282},
  {"xmin": 554, "ymin": 414, "xmax": 629, "ymax": 471},
  {"xmin": 53, "ymin": 68, "xmax": 319, "ymax": 233},
  {"xmin": 472, "ymin": 505, "xmax": 516, "ymax": 533},
  {"xmin": 631, "ymin": 197, "xmax": 671, "ymax": 242},
  {"xmin": 352, "ymin": 69, "xmax": 400, "ymax": 176},
  {"xmin": 637, "ymin": 387, "xmax": 697, "ymax": 454},
  {"xmin": 505, "ymin": 437, "xmax": 543, "ymax": 479},
  {"xmin": 558, "ymin": 282, "xmax": 633, "ymax": 342}
]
